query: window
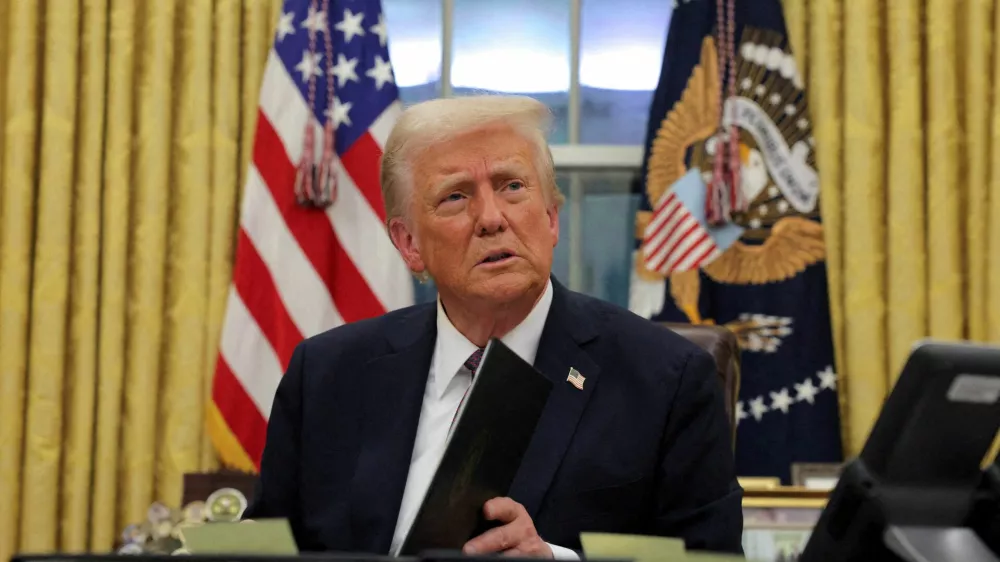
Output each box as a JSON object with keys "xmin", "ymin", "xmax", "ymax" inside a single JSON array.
[
  {"xmin": 381, "ymin": 0, "xmax": 673, "ymax": 305},
  {"xmin": 383, "ymin": 0, "xmax": 442, "ymax": 103},
  {"xmin": 580, "ymin": 0, "xmax": 672, "ymax": 144}
]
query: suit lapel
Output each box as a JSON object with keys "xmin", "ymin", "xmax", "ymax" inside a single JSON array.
[
  {"xmin": 348, "ymin": 305, "xmax": 437, "ymax": 554},
  {"xmin": 509, "ymin": 280, "xmax": 601, "ymax": 517}
]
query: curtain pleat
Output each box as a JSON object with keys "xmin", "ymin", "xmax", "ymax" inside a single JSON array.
[
  {"xmin": 991, "ymin": 3, "xmax": 1000, "ymax": 345},
  {"xmin": 0, "ymin": 2, "xmax": 42, "ymax": 558},
  {"xmin": 156, "ymin": 0, "xmax": 215, "ymax": 507},
  {"xmin": 60, "ymin": 0, "xmax": 108, "ymax": 553},
  {"xmin": 91, "ymin": 0, "xmax": 137, "ymax": 550},
  {"xmin": 885, "ymin": 0, "xmax": 926, "ymax": 388},
  {"xmin": 963, "ymin": 0, "xmax": 994, "ymax": 343},
  {"xmin": 799, "ymin": 0, "xmax": 848, "ymax": 452},
  {"xmin": 926, "ymin": 0, "xmax": 964, "ymax": 340},
  {"xmin": 842, "ymin": 0, "xmax": 888, "ymax": 456},
  {"xmin": 239, "ymin": 0, "xmax": 275, "ymax": 200},
  {"xmin": 120, "ymin": 0, "xmax": 177, "ymax": 528},
  {"xmin": 21, "ymin": 0, "xmax": 81, "ymax": 546},
  {"xmin": 203, "ymin": 0, "xmax": 244, "ymax": 471}
]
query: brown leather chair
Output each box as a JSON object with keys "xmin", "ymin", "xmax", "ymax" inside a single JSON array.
[{"xmin": 662, "ymin": 322, "xmax": 741, "ymax": 450}]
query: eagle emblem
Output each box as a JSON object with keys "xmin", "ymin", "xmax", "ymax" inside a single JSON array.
[{"xmin": 635, "ymin": 28, "xmax": 826, "ymax": 332}]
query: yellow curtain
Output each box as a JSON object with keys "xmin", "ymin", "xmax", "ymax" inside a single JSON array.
[
  {"xmin": 0, "ymin": 1, "xmax": 283, "ymax": 559},
  {"xmin": 782, "ymin": 0, "xmax": 1000, "ymax": 457}
]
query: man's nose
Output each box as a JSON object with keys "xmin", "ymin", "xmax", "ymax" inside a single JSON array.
[{"xmin": 473, "ymin": 186, "xmax": 505, "ymax": 235}]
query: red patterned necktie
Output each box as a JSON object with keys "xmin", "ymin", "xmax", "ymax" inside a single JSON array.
[
  {"xmin": 450, "ymin": 347, "xmax": 485, "ymax": 431},
  {"xmin": 463, "ymin": 347, "xmax": 485, "ymax": 374}
]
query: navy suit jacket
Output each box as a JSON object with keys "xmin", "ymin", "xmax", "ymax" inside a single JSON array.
[{"xmin": 245, "ymin": 277, "xmax": 744, "ymax": 554}]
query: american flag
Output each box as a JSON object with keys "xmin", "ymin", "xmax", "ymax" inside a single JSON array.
[
  {"xmin": 642, "ymin": 169, "xmax": 743, "ymax": 276},
  {"xmin": 208, "ymin": 0, "xmax": 414, "ymax": 471}
]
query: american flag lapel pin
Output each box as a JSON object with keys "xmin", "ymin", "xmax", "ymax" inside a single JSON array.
[{"xmin": 566, "ymin": 367, "xmax": 585, "ymax": 390}]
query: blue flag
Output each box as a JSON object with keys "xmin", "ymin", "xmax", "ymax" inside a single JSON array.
[{"xmin": 630, "ymin": 0, "xmax": 842, "ymax": 482}]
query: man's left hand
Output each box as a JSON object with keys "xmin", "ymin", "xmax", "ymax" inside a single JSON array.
[{"xmin": 463, "ymin": 497, "xmax": 553, "ymax": 558}]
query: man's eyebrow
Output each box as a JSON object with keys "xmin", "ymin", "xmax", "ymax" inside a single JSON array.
[
  {"xmin": 489, "ymin": 160, "xmax": 530, "ymax": 177},
  {"xmin": 433, "ymin": 173, "xmax": 472, "ymax": 194}
]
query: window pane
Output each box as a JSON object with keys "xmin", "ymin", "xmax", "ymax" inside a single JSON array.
[
  {"xmin": 383, "ymin": 0, "xmax": 442, "ymax": 104},
  {"xmin": 580, "ymin": 0, "xmax": 673, "ymax": 144},
  {"xmin": 452, "ymin": 0, "xmax": 571, "ymax": 143},
  {"xmin": 552, "ymin": 171, "xmax": 640, "ymax": 307}
]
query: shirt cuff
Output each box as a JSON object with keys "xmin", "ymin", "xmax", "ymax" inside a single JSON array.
[{"xmin": 548, "ymin": 542, "xmax": 580, "ymax": 560}]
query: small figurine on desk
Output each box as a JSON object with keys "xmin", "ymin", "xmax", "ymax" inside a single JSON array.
[{"xmin": 117, "ymin": 487, "xmax": 248, "ymax": 555}]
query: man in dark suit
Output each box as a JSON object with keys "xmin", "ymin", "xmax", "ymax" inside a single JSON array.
[{"xmin": 244, "ymin": 95, "xmax": 743, "ymax": 558}]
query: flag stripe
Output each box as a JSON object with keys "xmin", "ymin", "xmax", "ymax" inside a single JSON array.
[
  {"xmin": 219, "ymin": 288, "xmax": 284, "ymax": 417},
  {"xmin": 207, "ymin": 401, "xmax": 258, "ymax": 473},
  {"xmin": 671, "ymin": 230, "xmax": 714, "ymax": 272},
  {"xmin": 648, "ymin": 212, "xmax": 694, "ymax": 270},
  {"xmin": 340, "ymin": 131, "xmax": 388, "ymax": 222},
  {"xmin": 661, "ymin": 220, "xmax": 703, "ymax": 271},
  {"xmin": 369, "ymin": 100, "xmax": 402, "ymax": 147},
  {"xmin": 233, "ymin": 229, "xmax": 304, "ymax": 369},
  {"xmin": 645, "ymin": 198, "xmax": 683, "ymax": 257},
  {"xmin": 242, "ymin": 166, "xmax": 344, "ymax": 335},
  {"xmin": 323, "ymin": 161, "xmax": 414, "ymax": 312},
  {"xmin": 645, "ymin": 195, "xmax": 681, "ymax": 240},
  {"xmin": 253, "ymin": 111, "xmax": 386, "ymax": 322},
  {"xmin": 689, "ymin": 242, "xmax": 720, "ymax": 269},
  {"xmin": 213, "ymin": 355, "xmax": 268, "ymax": 467}
]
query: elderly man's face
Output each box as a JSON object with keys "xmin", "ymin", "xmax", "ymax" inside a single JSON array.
[{"xmin": 391, "ymin": 122, "xmax": 559, "ymax": 305}]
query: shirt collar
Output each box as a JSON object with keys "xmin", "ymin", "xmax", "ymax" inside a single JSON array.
[{"xmin": 431, "ymin": 279, "xmax": 554, "ymax": 399}]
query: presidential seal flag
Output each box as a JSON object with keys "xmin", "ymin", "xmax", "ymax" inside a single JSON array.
[
  {"xmin": 630, "ymin": 0, "xmax": 842, "ymax": 481},
  {"xmin": 208, "ymin": 0, "xmax": 414, "ymax": 472}
]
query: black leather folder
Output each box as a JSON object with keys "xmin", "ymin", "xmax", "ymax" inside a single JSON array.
[{"xmin": 397, "ymin": 338, "xmax": 553, "ymax": 556}]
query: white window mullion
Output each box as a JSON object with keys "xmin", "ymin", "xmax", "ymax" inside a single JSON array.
[
  {"xmin": 567, "ymin": 0, "xmax": 584, "ymax": 291},
  {"xmin": 441, "ymin": 0, "xmax": 454, "ymax": 97},
  {"xmin": 551, "ymin": 145, "xmax": 644, "ymax": 170}
]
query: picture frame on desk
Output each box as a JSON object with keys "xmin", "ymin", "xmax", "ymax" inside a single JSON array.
[
  {"xmin": 739, "ymin": 478, "xmax": 828, "ymax": 562},
  {"xmin": 790, "ymin": 462, "xmax": 842, "ymax": 491}
]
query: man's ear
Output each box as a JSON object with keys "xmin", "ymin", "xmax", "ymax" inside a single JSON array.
[
  {"xmin": 546, "ymin": 202, "xmax": 560, "ymax": 247},
  {"xmin": 388, "ymin": 217, "xmax": 426, "ymax": 274}
]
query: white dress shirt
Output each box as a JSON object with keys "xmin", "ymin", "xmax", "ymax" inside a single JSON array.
[{"xmin": 388, "ymin": 279, "xmax": 577, "ymax": 560}]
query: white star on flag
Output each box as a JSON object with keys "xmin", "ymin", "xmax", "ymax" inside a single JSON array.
[
  {"xmin": 335, "ymin": 8, "xmax": 366, "ymax": 42},
  {"xmin": 325, "ymin": 97, "xmax": 353, "ymax": 129},
  {"xmin": 366, "ymin": 55, "xmax": 394, "ymax": 90},
  {"xmin": 770, "ymin": 388, "xmax": 793, "ymax": 414},
  {"xmin": 795, "ymin": 378, "xmax": 820, "ymax": 404},
  {"xmin": 294, "ymin": 50, "xmax": 323, "ymax": 81},
  {"xmin": 370, "ymin": 13, "xmax": 389, "ymax": 47},
  {"xmin": 818, "ymin": 366, "xmax": 838, "ymax": 390},
  {"xmin": 301, "ymin": 6, "xmax": 327, "ymax": 33},
  {"xmin": 736, "ymin": 401, "xmax": 748, "ymax": 424},
  {"xmin": 330, "ymin": 54, "xmax": 359, "ymax": 87},
  {"xmin": 276, "ymin": 11, "xmax": 296, "ymax": 42},
  {"xmin": 749, "ymin": 396, "xmax": 769, "ymax": 421}
]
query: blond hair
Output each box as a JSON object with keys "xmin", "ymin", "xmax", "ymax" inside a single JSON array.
[{"xmin": 379, "ymin": 95, "xmax": 564, "ymax": 226}]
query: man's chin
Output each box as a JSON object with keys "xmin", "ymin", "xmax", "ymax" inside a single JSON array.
[{"xmin": 469, "ymin": 271, "xmax": 543, "ymax": 301}]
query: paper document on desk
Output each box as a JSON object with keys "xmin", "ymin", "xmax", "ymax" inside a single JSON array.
[
  {"xmin": 179, "ymin": 519, "xmax": 298, "ymax": 555},
  {"xmin": 581, "ymin": 533, "xmax": 685, "ymax": 561},
  {"xmin": 580, "ymin": 533, "xmax": 748, "ymax": 562}
]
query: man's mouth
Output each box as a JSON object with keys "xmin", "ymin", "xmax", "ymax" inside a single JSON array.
[{"xmin": 479, "ymin": 251, "xmax": 515, "ymax": 265}]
